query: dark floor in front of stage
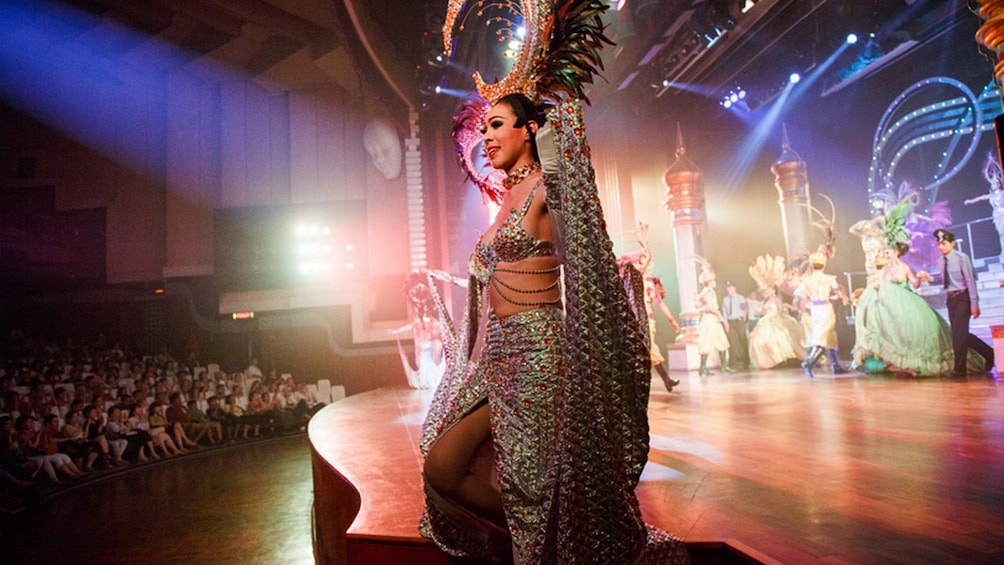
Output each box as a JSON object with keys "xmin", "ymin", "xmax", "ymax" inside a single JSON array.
[{"xmin": 2, "ymin": 434, "xmax": 315, "ymax": 565}]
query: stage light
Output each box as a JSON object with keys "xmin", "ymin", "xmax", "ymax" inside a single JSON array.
[
  {"xmin": 789, "ymin": 73, "xmax": 801, "ymax": 84},
  {"xmin": 730, "ymin": 93, "xmax": 739, "ymax": 103},
  {"xmin": 723, "ymin": 99, "xmax": 733, "ymax": 109},
  {"xmin": 427, "ymin": 52, "xmax": 447, "ymax": 68},
  {"xmin": 846, "ymin": 33, "xmax": 858, "ymax": 45}
]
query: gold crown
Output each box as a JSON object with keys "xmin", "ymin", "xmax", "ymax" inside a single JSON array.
[{"xmin": 443, "ymin": 0, "xmax": 551, "ymax": 104}]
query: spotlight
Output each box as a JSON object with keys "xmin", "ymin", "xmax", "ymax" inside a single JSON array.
[
  {"xmin": 846, "ymin": 33, "xmax": 858, "ymax": 45},
  {"xmin": 723, "ymin": 99, "xmax": 733, "ymax": 109},
  {"xmin": 729, "ymin": 93, "xmax": 739, "ymax": 103},
  {"xmin": 738, "ymin": 89, "xmax": 747, "ymax": 99},
  {"xmin": 789, "ymin": 72, "xmax": 801, "ymax": 84},
  {"xmin": 427, "ymin": 52, "xmax": 447, "ymax": 68}
]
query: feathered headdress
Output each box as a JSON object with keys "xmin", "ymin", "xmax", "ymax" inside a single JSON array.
[
  {"xmin": 882, "ymin": 192, "xmax": 918, "ymax": 248},
  {"xmin": 748, "ymin": 255, "xmax": 786, "ymax": 291},
  {"xmin": 806, "ymin": 193, "xmax": 837, "ymax": 263},
  {"xmin": 443, "ymin": 0, "xmax": 612, "ymax": 105},
  {"xmin": 687, "ymin": 255, "xmax": 716, "ymax": 285},
  {"xmin": 983, "ymin": 150, "xmax": 1002, "ymax": 192},
  {"xmin": 451, "ymin": 98, "xmax": 506, "ymax": 204}
]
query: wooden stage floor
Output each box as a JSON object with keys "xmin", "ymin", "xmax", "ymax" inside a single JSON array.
[{"xmin": 310, "ymin": 367, "xmax": 1004, "ymax": 564}]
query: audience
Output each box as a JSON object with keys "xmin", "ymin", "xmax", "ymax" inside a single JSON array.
[{"xmin": 0, "ymin": 331, "xmax": 333, "ymax": 512}]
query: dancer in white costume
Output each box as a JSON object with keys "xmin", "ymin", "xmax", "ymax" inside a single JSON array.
[
  {"xmin": 747, "ymin": 255, "xmax": 805, "ymax": 369},
  {"xmin": 965, "ymin": 151, "xmax": 1004, "ymax": 258}
]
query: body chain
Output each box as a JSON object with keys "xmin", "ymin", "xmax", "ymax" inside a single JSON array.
[{"xmin": 490, "ymin": 265, "xmax": 561, "ymax": 307}]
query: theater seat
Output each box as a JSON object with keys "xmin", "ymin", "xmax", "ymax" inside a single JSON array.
[{"xmin": 316, "ymin": 379, "xmax": 332, "ymax": 404}]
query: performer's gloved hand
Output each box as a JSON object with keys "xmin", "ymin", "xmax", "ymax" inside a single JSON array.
[{"xmin": 535, "ymin": 122, "xmax": 558, "ymax": 175}]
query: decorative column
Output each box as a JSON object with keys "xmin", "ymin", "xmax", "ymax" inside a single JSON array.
[
  {"xmin": 975, "ymin": 1, "xmax": 1004, "ymax": 171},
  {"xmin": 770, "ymin": 125, "xmax": 811, "ymax": 267},
  {"xmin": 975, "ymin": 1, "xmax": 1004, "ymax": 111},
  {"xmin": 406, "ymin": 110, "xmax": 426, "ymax": 270},
  {"xmin": 663, "ymin": 124, "xmax": 705, "ymax": 346}
]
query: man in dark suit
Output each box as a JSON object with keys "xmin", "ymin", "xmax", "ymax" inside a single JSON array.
[{"xmin": 935, "ymin": 229, "xmax": 995, "ymax": 377}]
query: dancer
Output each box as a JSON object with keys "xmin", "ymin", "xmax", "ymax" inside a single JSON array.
[
  {"xmin": 796, "ymin": 252, "xmax": 848, "ymax": 377},
  {"xmin": 850, "ymin": 200, "xmax": 978, "ymax": 376},
  {"xmin": 395, "ymin": 272, "xmax": 448, "ymax": 390},
  {"xmin": 964, "ymin": 151, "xmax": 1004, "ymax": 258},
  {"xmin": 617, "ymin": 222, "xmax": 682, "ymax": 392},
  {"xmin": 852, "ymin": 242, "xmax": 977, "ymax": 376},
  {"xmin": 747, "ymin": 255, "xmax": 805, "ymax": 369},
  {"xmin": 796, "ymin": 196, "xmax": 848, "ymax": 378},
  {"xmin": 646, "ymin": 276, "xmax": 682, "ymax": 390},
  {"xmin": 693, "ymin": 257, "xmax": 730, "ymax": 377},
  {"xmin": 848, "ymin": 214, "xmax": 887, "ymax": 279},
  {"xmin": 419, "ymin": 2, "xmax": 688, "ymax": 563},
  {"xmin": 935, "ymin": 229, "xmax": 996, "ymax": 376}
]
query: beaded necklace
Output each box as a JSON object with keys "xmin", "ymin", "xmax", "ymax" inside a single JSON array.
[{"xmin": 502, "ymin": 161, "xmax": 542, "ymax": 190}]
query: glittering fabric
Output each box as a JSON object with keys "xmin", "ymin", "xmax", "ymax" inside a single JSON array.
[
  {"xmin": 487, "ymin": 307, "xmax": 565, "ymax": 562},
  {"xmin": 420, "ymin": 100, "xmax": 689, "ymax": 564},
  {"xmin": 470, "ymin": 178, "xmax": 556, "ymax": 286}
]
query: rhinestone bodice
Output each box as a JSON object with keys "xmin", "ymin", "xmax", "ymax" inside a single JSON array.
[{"xmin": 469, "ymin": 178, "xmax": 556, "ymax": 285}]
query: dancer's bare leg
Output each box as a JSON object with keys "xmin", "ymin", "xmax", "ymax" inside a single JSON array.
[{"xmin": 423, "ymin": 403, "xmax": 505, "ymax": 527}]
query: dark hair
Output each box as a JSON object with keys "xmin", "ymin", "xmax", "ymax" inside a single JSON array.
[
  {"xmin": 894, "ymin": 242, "xmax": 910, "ymax": 257},
  {"xmin": 497, "ymin": 93, "xmax": 548, "ymax": 162}
]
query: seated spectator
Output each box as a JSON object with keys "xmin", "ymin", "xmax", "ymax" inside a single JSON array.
[
  {"xmin": 61, "ymin": 409, "xmax": 100, "ymax": 471},
  {"xmin": 151, "ymin": 401, "xmax": 196, "ymax": 451},
  {"xmin": 296, "ymin": 383, "xmax": 325, "ymax": 419},
  {"xmin": 0, "ymin": 414, "xmax": 40, "ymax": 487},
  {"xmin": 107, "ymin": 406, "xmax": 155, "ymax": 463},
  {"xmin": 131, "ymin": 404, "xmax": 182, "ymax": 456},
  {"xmin": 186, "ymin": 399, "xmax": 220, "ymax": 445},
  {"xmin": 83, "ymin": 404, "xmax": 126, "ymax": 468},
  {"xmin": 15, "ymin": 415, "xmax": 85, "ymax": 482},
  {"xmin": 206, "ymin": 396, "xmax": 237, "ymax": 442},
  {"xmin": 245, "ymin": 389, "xmax": 268, "ymax": 438},
  {"xmin": 223, "ymin": 394, "xmax": 249, "ymax": 439},
  {"xmin": 38, "ymin": 414, "xmax": 86, "ymax": 472},
  {"xmin": 165, "ymin": 392, "xmax": 206, "ymax": 446},
  {"xmin": 52, "ymin": 387, "xmax": 70, "ymax": 419},
  {"xmin": 268, "ymin": 382, "xmax": 295, "ymax": 433}
]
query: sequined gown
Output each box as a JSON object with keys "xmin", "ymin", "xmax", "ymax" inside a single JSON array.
[{"xmin": 419, "ymin": 101, "xmax": 689, "ymax": 564}]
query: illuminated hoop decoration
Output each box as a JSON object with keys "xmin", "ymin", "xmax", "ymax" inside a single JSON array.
[
  {"xmin": 443, "ymin": 0, "xmax": 550, "ymax": 105},
  {"xmin": 866, "ymin": 77, "xmax": 1000, "ymax": 214}
]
